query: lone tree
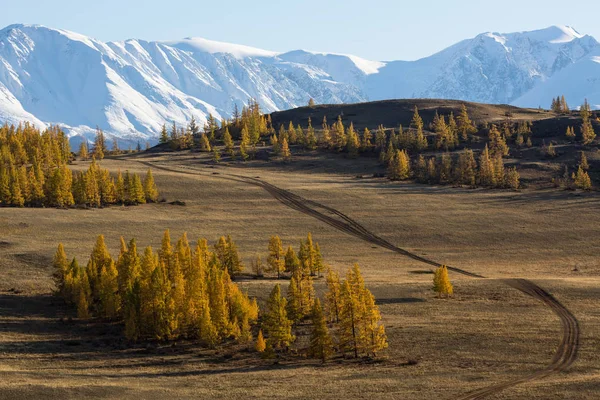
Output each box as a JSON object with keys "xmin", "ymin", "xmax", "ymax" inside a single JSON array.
[{"xmin": 433, "ymin": 265, "xmax": 453, "ymax": 298}]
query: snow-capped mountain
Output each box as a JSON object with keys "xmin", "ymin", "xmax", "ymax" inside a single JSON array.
[{"xmin": 0, "ymin": 24, "xmax": 598, "ymax": 144}]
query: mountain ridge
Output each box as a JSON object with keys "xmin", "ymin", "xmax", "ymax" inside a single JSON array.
[{"xmin": 0, "ymin": 23, "xmax": 598, "ymax": 144}]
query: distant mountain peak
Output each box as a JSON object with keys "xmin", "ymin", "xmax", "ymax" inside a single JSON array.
[{"xmin": 0, "ymin": 23, "xmax": 598, "ymax": 144}]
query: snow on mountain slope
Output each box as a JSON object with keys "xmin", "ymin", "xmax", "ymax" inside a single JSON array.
[
  {"xmin": 165, "ymin": 37, "xmax": 279, "ymax": 59},
  {"xmin": 0, "ymin": 24, "xmax": 366, "ymax": 144},
  {"xmin": 512, "ymin": 48, "xmax": 600, "ymax": 110},
  {"xmin": 0, "ymin": 24, "xmax": 599, "ymax": 144},
  {"xmin": 368, "ymin": 26, "xmax": 600, "ymax": 106}
]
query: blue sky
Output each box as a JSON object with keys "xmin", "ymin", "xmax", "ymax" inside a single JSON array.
[{"xmin": 1, "ymin": 0, "xmax": 599, "ymax": 61}]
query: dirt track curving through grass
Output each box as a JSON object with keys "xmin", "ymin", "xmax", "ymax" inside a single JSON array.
[{"xmin": 136, "ymin": 160, "xmax": 580, "ymax": 399}]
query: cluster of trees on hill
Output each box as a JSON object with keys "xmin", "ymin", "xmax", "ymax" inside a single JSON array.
[
  {"xmin": 155, "ymin": 98, "xmax": 595, "ymax": 190},
  {"xmin": 53, "ymin": 231, "xmax": 387, "ymax": 360},
  {"xmin": 384, "ymin": 118, "xmax": 520, "ymax": 189},
  {"xmin": 551, "ymin": 95, "xmax": 570, "ymax": 114},
  {"xmin": 553, "ymin": 151, "xmax": 593, "ymax": 190},
  {"xmin": 83, "ymin": 128, "xmax": 150, "ymax": 159},
  {"xmin": 0, "ymin": 123, "xmax": 159, "ymax": 207}
]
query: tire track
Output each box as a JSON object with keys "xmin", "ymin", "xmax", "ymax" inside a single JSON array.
[{"xmin": 137, "ymin": 160, "xmax": 579, "ymax": 399}]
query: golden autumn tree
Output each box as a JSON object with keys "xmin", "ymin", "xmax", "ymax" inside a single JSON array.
[
  {"xmin": 280, "ymin": 137, "xmax": 291, "ymax": 160},
  {"xmin": 388, "ymin": 149, "xmax": 411, "ymax": 180},
  {"xmin": 263, "ymin": 284, "xmax": 294, "ymax": 350},
  {"xmin": 52, "ymin": 243, "xmax": 69, "ymax": 297},
  {"xmin": 143, "ymin": 169, "xmax": 159, "ymax": 203},
  {"xmin": 255, "ymin": 329, "xmax": 266, "ymax": 352},
  {"xmin": 308, "ymin": 298, "xmax": 334, "ymax": 363},
  {"xmin": 267, "ymin": 235, "xmax": 285, "ymax": 278},
  {"xmin": 337, "ymin": 264, "xmax": 387, "ymax": 358},
  {"xmin": 325, "ymin": 267, "xmax": 342, "ymax": 323},
  {"xmin": 433, "ymin": 265, "xmax": 453, "ymax": 298}
]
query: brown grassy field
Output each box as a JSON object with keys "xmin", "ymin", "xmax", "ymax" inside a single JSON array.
[{"xmin": 1, "ymin": 150, "xmax": 599, "ymax": 399}]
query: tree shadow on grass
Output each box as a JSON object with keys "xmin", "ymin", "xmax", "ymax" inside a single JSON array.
[
  {"xmin": 0, "ymin": 293, "xmax": 330, "ymax": 375},
  {"xmin": 376, "ymin": 297, "xmax": 426, "ymax": 305}
]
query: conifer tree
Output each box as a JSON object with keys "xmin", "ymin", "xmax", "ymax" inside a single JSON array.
[
  {"xmin": 388, "ymin": 150, "xmax": 411, "ymax": 180},
  {"xmin": 515, "ymin": 131, "xmax": 524, "ymax": 147},
  {"xmin": 321, "ymin": 117, "xmax": 332, "ymax": 148},
  {"xmin": 94, "ymin": 127, "xmax": 106, "ymax": 160},
  {"xmin": 52, "ymin": 243, "xmax": 69, "ymax": 296},
  {"xmin": 112, "ymin": 138, "xmax": 121, "ymax": 155},
  {"xmin": 143, "ymin": 169, "xmax": 159, "ymax": 203},
  {"xmin": 200, "ymin": 134, "xmax": 212, "ymax": 152},
  {"xmin": 573, "ymin": 166, "xmax": 592, "ymax": 190},
  {"xmin": 361, "ymin": 127, "xmax": 373, "ymax": 151},
  {"xmin": 270, "ymin": 133, "xmax": 280, "ymax": 154},
  {"xmin": 493, "ymin": 154, "xmax": 505, "ymax": 186},
  {"xmin": 308, "ymin": 299, "xmax": 334, "ymax": 362},
  {"xmin": 433, "ymin": 265, "xmax": 453, "ymax": 298},
  {"xmin": 345, "ymin": 122, "xmax": 360, "ymax": 157},
  {"xmin": 280, "ymin": 137, "xmax": 291, "ymax": 160},
  {"xmin": 199, "ymin": 301, "xmax": 218, "ymax": 347},
  {"xmin": 579, "ymin": 151, "xmax": 589, "ymax": 170},
  {"xmin": 313, "ymin": 242, "xmax": 325, "ymax": 277},
  {"xmin": 77, "ymin": 289, "xmax": 91, "ymax": 319},
  {"xmin": 566, "ymin": 126, "xmax": 576, "ymax": 140},
  {"xmin": 333, "ymin": 116, "xmax": 346, "ymax": 150},
  {"xmin": 223, "ymin": 127, "xmax": 234, "ymax": 157},
  {"xmin": 505, "ymin": 167, "xmax": 520, "ymax": 190},
  {"xmin": 98, "ymin": 260, "xmax": 120, "ymax": 319},
  {"xmin": 255, "ymin": 329, "xmax": 267, "ymax": 352},
  {"xmin": 79, "ymin": 141, "xmax": 89, "ymax": 161},
  {"xmin": 287, "ymin": 121, "xmax": 297, "ymax": 144},
  {"xmin": 267, "ymin": 236, "xmax": 285, "ymax": 278},
  {"xmin": 306, "ymin": 118, "xmax": 317, "ymax": 150},
  {"xmin": 128, "ymin": 173, "xmax": 146, "ymax": 204},
  {"xmin": 212, "ymin": 147, "xmax": 221, "ymax": 163},
  {"xmin": 284, "ymin": 246, "xmax": 300, "ymax": 275},
  {"xmin": 457, "ymin": 104, "xmax": 477, "ymax": 140},
  {"xmin": 457, "ymin": 149, "xmax": 477, "ymax": 186},
  {"xmin": 478, "ymin": 145, "xmax": 495, "ymax": 186},
  {"xmin": 580, "ymin": 99, "xmax": 596, "ymax": 145},
  {"xmin": 159, "ymin": 124, "xmax": 169, "ymax": 144},
  {"xmin": 263, "ymin": 284, "xmax": 294, "ymax": 350},
  {"xmin": 375, "ymin": 125, "xmax": 386, "ymax": 151},
  {"xmin": 207, "ymin": 265, "xmax": 230, "ymax": 338},
  {"xmin": 286, "ymin": 274, "xmax": 303, "ymax": 323},
  {"xmin": 114, "ymin": 170, "xmax": 125, "ymax": 204},
  {"xmin": 252, "ymin": 255, "xmax": 264, "ymax": 278},
  {"xmin": 296, "ymin": 124, "xmax": 305, "ymax": 146},
  {"xmin": 488, "ymin": 125, "xmax": 509, "ymax": 157},
  {"xmin": 240, "ymin": 126, "xmax": 250, "ymax": 161},
  {"xmin": 338, "ymin": 279, "xmax": 361, "ymax": 358},
  {"xmin": 325, "ymin": 267, "xmax": 342, "ymax": 323}
]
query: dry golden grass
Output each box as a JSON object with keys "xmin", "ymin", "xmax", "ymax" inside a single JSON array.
[{"xmin": 0, "ymin": 150, "xmax": 599, "ymax": 399}]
